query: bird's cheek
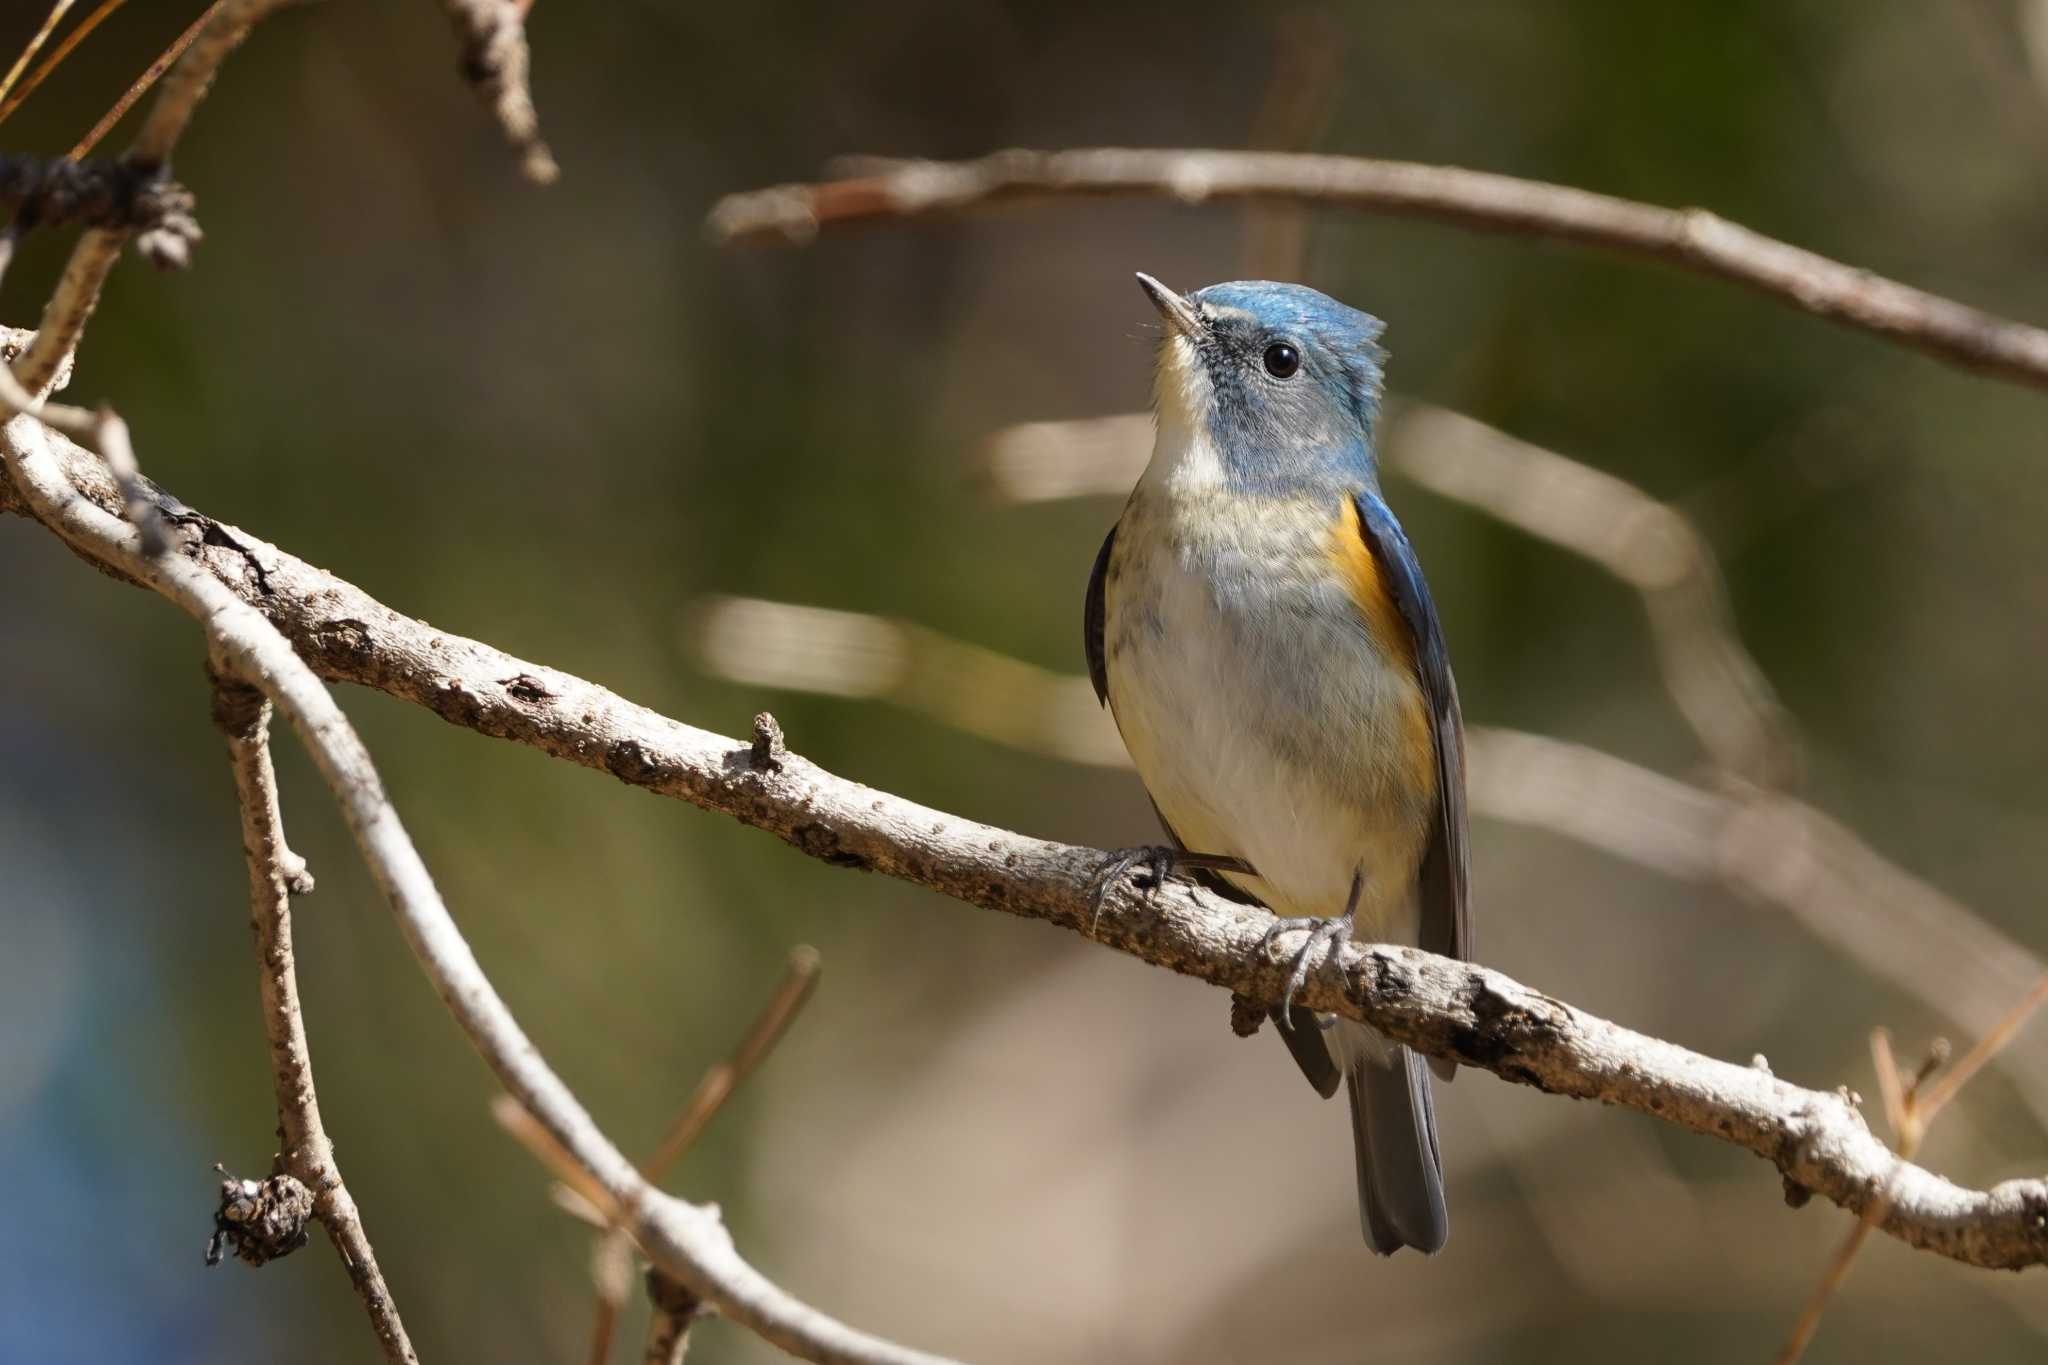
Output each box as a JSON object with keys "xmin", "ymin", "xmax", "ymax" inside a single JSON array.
[{"xmin": 1152, "ymin": 335, "xmax": 1210, "ymax": 432}]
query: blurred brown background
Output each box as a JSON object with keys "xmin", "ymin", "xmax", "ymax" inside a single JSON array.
[{"xmin": 3, "ymin": 2, "xmax": 2048, "ymax": 1361}]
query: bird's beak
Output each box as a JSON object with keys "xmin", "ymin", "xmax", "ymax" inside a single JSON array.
[{"xmin": 1135, "ymin": 272, "xmax": 1203, "ymax": 340}]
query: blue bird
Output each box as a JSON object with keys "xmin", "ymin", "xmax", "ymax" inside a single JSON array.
[{"xmin": 1084, "ymin": 274, "xmax": 1470, "ymax": 1255}]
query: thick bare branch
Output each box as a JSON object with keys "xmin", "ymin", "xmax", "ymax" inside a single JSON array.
[
  {"xmin": 211, "ymin": 675, "xmax": 415, "ymax": 1364},
  {"xmin": 707, "ymin": 149, "xmax": 2048, "ymax": 390},
  {"xmin": 2, "ymin": 424, "xmax": 967, "ymax": 1365},
  {"xmin": 5, "ymin": 445, "xmax": 2042, "ymax": 1273}
]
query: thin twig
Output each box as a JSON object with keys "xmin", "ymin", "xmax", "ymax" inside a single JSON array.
[
  {"xmin": 707, "ymin": 148, "xmax": 2048, "ymax": 391},
  {"xmin": 1916, "ymin": 969, "xmax": 2048, "ymax": 1126},
  {"xmin": 1773, "ymin": 1031, "xmax": 1916, "ymax": 1365},
  {"xmin": 69, "ymin": 0, "xmax": 217, "ymax": 159},
  {"xmin": 0, "ymin": 347, "xmax": 163, "ymax": 549},
  {"xmin": 16, "ymin": 0, "xmax": 285, "ymax": 399},
  {"xmin": 1777, "ymin": 972, "xmax": 2048, "ymax": 1362},
  {"xmin": 583, "ymin": 946, "xmax": 822, "ymax": 1364},
  {"xmin": 0, "ymin": 0, "xmax": 126, "ymax": 130},
  {"xmin": 4, "ymin": 438, "xmax": 2043, "ymax": 1275},
  {"xmin": 211, "ymin": 673, "xmax": 415, "ymax": 1365},
  {"xmin": 643, "ymin": 944, "xmax": 823, "ymax": 1177},
  {"xmin": 587, "ymin": 1226, "xmax": 634, "ymax": 1365},
  {"xmin": 0, "ymin": 1, "xmax": 77, "ymax": 115},
  {"xmin": 492, "ymin": 1093, "xmax": 620, "ymax": 1220}
]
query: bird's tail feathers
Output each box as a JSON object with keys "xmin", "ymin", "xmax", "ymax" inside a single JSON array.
[{"xmin": 1345, "ymin": 1034, "xmax": 1448, "ymax": 1255}]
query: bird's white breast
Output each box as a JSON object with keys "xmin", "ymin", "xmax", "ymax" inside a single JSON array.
[{"xmin": 1103, "ymin": 447, "xmax": 1432, "ymax": 940}]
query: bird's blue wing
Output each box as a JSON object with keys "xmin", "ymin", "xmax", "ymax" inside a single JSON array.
[{"xmin": 1353, "ymin": 492, "xmax": 1471, "ymax": 965}]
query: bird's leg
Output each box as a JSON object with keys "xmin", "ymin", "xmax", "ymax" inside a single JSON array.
[
  {"xmin": 1258, "ymin": 871, "xmax": 1364, "ymax": 1025},
  {"xmin": 1087, "ymin": 846, "xmax": 1254, "ymax": 931}
]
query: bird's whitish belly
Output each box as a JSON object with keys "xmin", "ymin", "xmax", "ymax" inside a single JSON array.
[{"xmin": 1104, "ymin": 493, "xmax": 1433, "ymax": 938}]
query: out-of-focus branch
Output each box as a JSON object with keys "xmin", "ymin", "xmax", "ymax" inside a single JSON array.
[
  {"xmin": 707, "ymin": 148, "xmax": 2048, "ymax": 391},
  {"xmin": 1386, "ymin": 404, "xmax": 1797, "ymax": 784},
  {"xmin": 3, "ymin": 447, "xmax": 2043, "ymax": 1272},
  {"xmin": 697, "ymin": 596, "xmax": 1123, "ymax": 768},
  {"xmin": 642, "ymin": 945, "xmax": 822, "ymax": 1177},
  {"xmin": 1240, "ymin": 11, "xmax": 1344, "ymax": 279},
  {"xmin": 0, "ymin": 0, "xmax": 124, "ymax": 131},
  {"xmin": 210, "ymin": 674, "xmax": 416, "ymax": 1365},
  {"xmin": 984, "ymin": 400, "xmax": 1795, "ymax": 783},
  {"xmin": 0, "ymin": 2, "xmax": 77, "ymax": 114},
  {"xmin": 436, "ymin": 0, "xmax": 558, "ymax": 184}
]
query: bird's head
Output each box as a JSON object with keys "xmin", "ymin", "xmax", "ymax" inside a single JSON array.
[{"xmin": 1137, "ymin": 273, "xmax": 1387, "ymax": 493}]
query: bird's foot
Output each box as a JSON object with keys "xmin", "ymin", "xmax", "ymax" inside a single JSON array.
[
  {"xmin": 1087, "ymin": 846, "xmax": 1251, "ymax": 932},
  {"xmin": 1260, "ymin": 909, "xmax": 1358, "ymax": 1026}
]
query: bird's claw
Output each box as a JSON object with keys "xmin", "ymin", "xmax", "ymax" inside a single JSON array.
[
  {"xmin": 1087, "ymin": 845, "xmax": 1179, "ymax": 931},
  {"xmin": 1259, "ymin": 913, "xmax": 1357, "ymax": 1026}
]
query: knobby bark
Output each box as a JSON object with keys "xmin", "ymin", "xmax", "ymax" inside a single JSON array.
[{"xmin": 6, "ymin": 436, "xmax": 2043, "ymax": 1273}]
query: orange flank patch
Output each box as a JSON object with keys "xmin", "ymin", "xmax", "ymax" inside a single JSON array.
[
  {"xmin": 1329, "ymin": 496, "xmax": 1417, "ymax": 667},
  {"xmin": 1329, "ymin": 497, "xmax": 1436, "ymax": 797}
]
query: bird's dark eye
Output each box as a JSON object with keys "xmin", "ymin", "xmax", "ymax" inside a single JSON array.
[{"xmin": 1263, "ymin": 342, "xmax": 1300, "ymax": 378}]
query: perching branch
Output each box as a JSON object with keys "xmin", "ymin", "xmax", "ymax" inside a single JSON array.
[
  {"xmin": 706, "ymin": 148, "xmax": 2048, "ymax": 391},
  {"xmin": 210, "ymin": 673, "xmax": 416, "ymax": 1365},
  {"xmin": 5, "ymin": 441, "xmax": 2043, "ymax": 1273}
]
